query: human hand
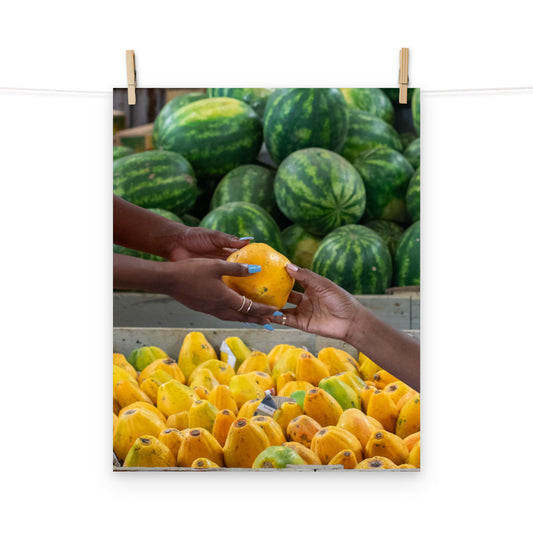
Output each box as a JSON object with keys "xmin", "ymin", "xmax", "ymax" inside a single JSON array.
[
  {"xmin": 167, "ymin": 226, "xmax": 252, "ymax": 262},
  {"xmin": 270, "ymin": 264, "xmax": 367, "ymax": 342}
]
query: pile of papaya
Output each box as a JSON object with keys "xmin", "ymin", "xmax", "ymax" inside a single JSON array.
[{"xmin": 113, "ymin": 331, "xmax": 420, "ymax": 470}]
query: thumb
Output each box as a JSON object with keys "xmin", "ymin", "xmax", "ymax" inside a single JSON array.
[
  {"xmin": 215, "ymin": 260, "xmax": 261, "ymax": 277},
  {"xmin": 285, "ymin": 264, "xmax": 324, "ymax": 289},
  {"xmin": 209, "ymin": 230, "xmax": 252, "ymax": 249}
]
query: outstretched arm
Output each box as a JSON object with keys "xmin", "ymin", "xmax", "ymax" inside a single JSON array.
[{"xmin": 270, "ymin": 264, "xmax": 420, "ymax": 391}]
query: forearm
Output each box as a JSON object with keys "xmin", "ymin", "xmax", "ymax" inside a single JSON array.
[
  {"xmin": 346, "ymin": 308, "xmax": 420, "ymax": 391},
  {"xmin": 113, "ymin": 253, "xmax": 174, "ymax": 294},
  {"xmin": 113, "ymin": 195, "xmax": 186, "ymax": 259}
]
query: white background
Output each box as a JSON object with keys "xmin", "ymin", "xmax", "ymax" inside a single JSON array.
[{"xmin": 1, "ymin": 1, "xmax": 532, "ymax": 531}]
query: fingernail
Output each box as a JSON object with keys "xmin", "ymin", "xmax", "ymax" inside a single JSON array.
[
  {"xmin": 272, "ymin": 311, "xmax": 283, "ymax": 316},
  {"xmin": 239, "ymin": 236, "xmax": 254, "ymax": 241},
  {"xmin": 287, "ymin": 263, "xmax": 299, "ymax": 272},
  {"xmin": 263, "ymin": 324, "xmax": 274, "ymax": 331},
  {"xmin": 247, "ymin": 264, "xmax": 261, "ymax": 273}
]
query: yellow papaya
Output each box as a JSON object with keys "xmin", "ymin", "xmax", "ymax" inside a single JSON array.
[
  {"xmin": 127, "ymin": 346, "xmax": 168, "ymax": 372},
  {"xmin": 295, "ymin": 352, "xmax": 330, "ymax": 386},
  {"xmin": 158, "ymin": 428, "xmax": 183, "ymax": 460},
  {"xmin": 365, "ymin": 429, "xmax": 409, "ymax": 464},
  {"xmin": 177, "ymin": 427, "xmax": 225, "ymax": 467},
  {"xmin": 366, "ymin": 389, "xmax": 398, "ymax": 433},
  {"xmin": 276, "ymin": 371, "xmax": 296, "ymax": 392},
  {"xmin": 245, "ymin": 371, "xmax": 274, "ymax": 391},
  {"xmin": 318, "ymin": 376, "xmax": 361, "ymax": 410},
  {"xmin": 123, "ymin": 435, "xmax": 175, "ymax": 467},
  {"xmin": 178, "ymin": 332, "xmax": 217, "ymax": 381},
  {"xmin": 113, "ymin": 413, "xmax": 118, "ymax": 435},
  {"xmin": 157, "ymin": 379, "xmax": 199, "ymax": 418},
  {"xmin": 237, "ymin": 399, "xmax": 262, "ymax": 419},
  {"xmin": 356, "ymin": 456, "xmax": 397, "ymax": 469},
  {"xmin": 398, "ymin": 463, "xmax": 417, "ymax": 469},
  {"xmin": 113, "ymin": 407, "xmax": 167, "ymax": 461},
  {"xmin": 367, "ymin": 416, "xmax": 384, "ymax": 430},
  {"xmin": 397, "ymin": 389, "xmax": 418, "ymax": 411},
  {"xmin": 113, "ymin": 353, "xmax": 138, "ymax": 380},
  {"xmin": 188, "ymin": 368, "xmax": 220, "ymax": 392},
  {"xmin": 286, "ymin": 415, "xmax": 322, "ymax": 448},
  {"xmin": 335, "ymin": 371, "xmax": 366, "ymax": 394},
  {"xmin": 272, "ymin": 347, "xmax": 306, "ymax": 385},
  {"xmin": 403, "ymin": 431, "xmax": 420, "ymax": 452},
  {"xmin": 212, "ymin": 409, "xmax": 237, "ymax": 447},
  {"xmin": 251, "ymin": 416, "xmax": 286, "ymax": 446},
  {"xmin": 359, "ymin": 356, "xmax": 381, "ymax": 381},
  {"xmin": 328, "ymin": 449, "xmax": 358, "ymax": 469},
  {"xmin": 189, "ymin": 359, "xmax": 235, "ymax": 386},
  {"xmin": 383, "ymin": 381, "xmax": 413, "ymax": 404},
  {"xmin": 278, "ymin": 380, "xmax": 314, "ymax": 398},
  {"xmin": 138, "ymin": 358, "xmax": 185, "ymax": 385},
  {"xmin": 229, "ymin": 374, "xmax": 265, "ymax": 408},
  {"xmin": 223, "ymin": 418, "xmax": 270, "ymax": 468},
  {"xmin": 317, "ymin": 347, "xmax": 359, "ymax": 376},
  {"xmin": 396, "ymin": 394, "xmax": 420, "ymax": 438},
  {"xmin": 303, "ymin": 388, "xmax": 343, "ymax": 427},
  {"xmin": 373, "ymin": 369, "xmax": 397, "ymax": 390},
  {"xmin": 192, "ymin": 385, "xmax": 210, "ymax": 400},
  {"xmin": 237, "ymin": 351, "xmax": 271, "ymax": 375},
  {"xmin": 191, "ymin": 457, "xmax": 220, "ymax": 469},
  {"xmin": 113, "ymin": 398, "xmax": 121, "ymax": 415},
  {"xmin": 360, "ymin": 383, "xmax": 377, "ymax": 413},
  {"xmin": 252, "ymin": 445, "xmax": 306, "ymax": 468},
  {"xmin": 282, "ymin": 441, "xmax": 322, "ymax": 465},
  {"xmin": 311, "ymin": 426, "xmax": 364, "ymax": 464},
  {"xmin": 113, "ymin": 365, "xmax": 138, "ymax": 396},
  {"xmin": 139, "ymin": 377, "xmax": 161, "ymax": 404},
  {"xmin": 166, "ymin": 411, "xmax": 189, "ymax": 431},
  {"xmin": 115, "ymin": 379, "xmax": 154, "ymax": 409},
  {"xmin": 118, "ymin": 401, "xmax": 166, "ymax": 423},
  {"xmin": 267, "ymin": 344, "xmax": 295, "ymax": 370},
  {"xmin": 220, "ymin": 336, "xmax": 252, "ymax": 371},
  {"xmin": 337, "ymin": 408, "xmax": 377, "ymax": 449},
  {"xmin": 273, "ymin": 401, "xmax": 303, "ymax": 434},
  {"xmin": 208, "ymin": 384, "xmax": 238, "ymax": 414},
  {"xmin": 407, "ymin": 441, "xmax": 420, "ymax": 468},
  {"xmin": 188, "ymin": 399, "xmax": 218, "ymax": 433}
]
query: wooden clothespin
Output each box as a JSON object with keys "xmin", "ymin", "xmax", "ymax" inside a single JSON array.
[
  {"xmin": 399, "ymin": 48, "xmax": 409, "ymax": 104},
  {"xmin": 126, "ymin": 50, "xmax": 136, "ymax": 105}
]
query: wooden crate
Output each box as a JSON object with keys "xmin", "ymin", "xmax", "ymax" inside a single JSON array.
[
  {"xmin": 113, "ymin": 123, "xmax": 153, "ymax": 152},
  {"xmin": 113, "ymin": 110, "xmax": 126, "ymax": 135}
]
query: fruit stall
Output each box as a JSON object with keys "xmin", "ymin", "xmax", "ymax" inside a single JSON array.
[{"xmin": 112, "ymin": 88, "xmax": 421, "ymax": 470}]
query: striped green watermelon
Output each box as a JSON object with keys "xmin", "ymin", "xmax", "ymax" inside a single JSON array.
[
  {"xmin": 156, "ymin": 97, "xmax": 263, "ymax": 180},
  {"xmin": 311, "ymin": 225, "xmax": 392, "ymax": 294},
  {"xmin": 199, "ymin": 201, "xmax": 285, "ymax": 253},
  {"xmin": 364, "ymin": 220, "xmax": 405, "ymax": 258},
  {"xmin": 152, "ymin": 91, "xmax": 208, "ymax": 147},
  {"xmin": 113, "ymin": 151, "xmax": 198, "ymax": 215},
  {"xmin": 281, "ymin": 225, "xmax": 322, "ymax": 270},
  {"xmin": 210, "ymin": 164, "xmax": 277, "ymax": 216},
  {"xmin": 394, "ymin": 221, "xmax": 420, "ymax": 287},
  {"xmin": 340, "ymin": 88, "xmax": 394, "ymax": 125},
  {"xmin": 404, "ymin": 137, "xmax": 420, "ymax": 169},
  {"xmin": 207, "ymin": 88, "xmax": 274, "ymax": 118},
  {"xmin": 340, "ymin": 110, "xmax": 402, "ymax": 161},
  {"xmin": 113, "ymin": 209, "xmax": 182, "ymax": 261},
  {"xmin": 352, "ymin": 146, "xmax": 414, "ymax": 225},
  {"xmin": 406, "ymin": 169, "xmax": 420, "ymax": 222},
  {"xmin": 181, "ymin": 214, "xmax": 200, "ymax": 227},
  {"xmin": 263, "ymin": 89, "xmax": 348, "ymax": 164},
  {"xmin": 113, "ymin": 145, "xmax": 134, "ymax": 161},
  {"xmin": 412, "ymin": 88, "xmax": 420, "ymax": 135},
  {"xmin": 400, "ymin": 131, "xmax": 418, "ymax": 149},
  {"xmin": 274, "ymin": 148, "xmax": 366, "ymax": 237}
]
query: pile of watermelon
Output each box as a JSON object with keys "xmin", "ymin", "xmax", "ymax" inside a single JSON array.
[{"xmin": 113, "ymin": 88, "xmax": 420, "ymax": 293}]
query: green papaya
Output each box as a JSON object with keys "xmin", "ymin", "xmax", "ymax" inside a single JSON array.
[
  {"xmin": 290, "ymin": 390, "xmax": 306, "ymax": 409},
  {"xmin": 318, "ymin": 376, "xmax": 361, "ymax": 411},
  {"xmin": 252, "ymin": 445, "xmax": 306, "ymax": 469}
]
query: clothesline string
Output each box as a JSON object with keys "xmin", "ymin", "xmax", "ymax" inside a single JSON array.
[{"xmin": 0, "ymin": 86, "xmax": 532, "ymax": 96}]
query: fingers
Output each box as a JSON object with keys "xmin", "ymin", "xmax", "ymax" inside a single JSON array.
[
  {"xmin": 269, "ymin": 309, "xmax": 298, "ymax": 328},
  {"xmin": 287, "ymin": 290, "xmax": 304, "ymax": 305},
  {"xmin": 215, "ymin": 260, "xmax": 262, "ymax": 277},
  {"xmin": 285, "ymin": 264, "xmax": 325, "ymax": 290},
  {"xmin": 210, "ymin": 230, "xmax": 253, "ymax": 250}
]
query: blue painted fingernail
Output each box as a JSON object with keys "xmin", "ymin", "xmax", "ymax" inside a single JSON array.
[
  {"xmin": 247, "ymin": 264, "xmax": 261, "ymax": 273},
  {"xmin": 272, "ymin": 311, "xmax": 283, "ymax": 316},
  {"xmin": 239, "ymin": 236, "xmax": 254, "ymax": 240},
  {"xmin": 263, "ymin": 324, "xmax": 274, "ymax": 331}
]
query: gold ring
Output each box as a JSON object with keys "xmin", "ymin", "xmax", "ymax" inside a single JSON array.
[
  {"xmin": 237, "ymin": 295, "xmax": 246, "ymax": 313},
  {"xmin": 281, "ymin": 315, "xmax": 287, "ymax": 326},
  {"xmin": 244, "ymin": 298, "xmax": 253, "ymax": 314}
]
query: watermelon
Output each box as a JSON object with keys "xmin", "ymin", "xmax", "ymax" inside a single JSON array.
[
  {"xmin": 210, "ymin": 164, "xmax": 277, "ymax": 216},
  {"xmin": 394, "ymin": 221, "xmax": 420, "ymax": 287},
  {"xmin": 311, "ymin": 225, "xmax": 392, "ymax": 295},
  {"xmin": 207, "ymin": 88, "xmax": 274, "ymax": 118},
  {"xmin": 412, "ymin": 88, "xmax": 420, "ymax": 135},
  {"xmin": 152, "ymin": 91, "xmax": 208, "ymax": 147},
  {"xmin": 400, "ymin": 131, "xmax": 418, "ymax": 150},
  {"xmin": 406, "ymin": 169, "xmax": 420, "ymax": 222},
  {"xmin": 281, "ymin": 225, "xmax": 322, "ymax": 270},
  {"xmin": 113, "ymin": 145, "xmax": 134, "ymax": 161},
  {"xmin": 340, "ymin": 109, "xmax": 403, "ymax": 161},
  {"xmin": 156, "ymin": 97, "xmax": 263, "ymax": 180},
  {"xmin": 364, "ymin": 220, "xmax": 405, "ymax": 258},
  {"xmin": 263, "ymin": 89, "xmax": 348, "ymax": 164},
  {"xmin": 181, "ymin": 213, "xmax": 200, "ymax": 227},
  {"xmin": 113, "ymin": 150, "xmax": 198, "ymax": 215},
  {"xmin": 274, "ymin": 148, "xmax": 366, "ymax": 237},
  {"xmin": 199, "ymin": 201, "xmax": 285, "ymax": 253},
  {"xmin": 404, "ymin": 137, "xmax": 420, "ymax": 170},
  {"xmin": 352, "ymin": 146, "xmax": 414, "ymax": 225},
  {"xmin": 113, "ymin": 208, "xmax": 182, "ymax": 261},
  {"xmin": 340, "ymin": 88, "xmax": 394, "ymax": 125}
]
